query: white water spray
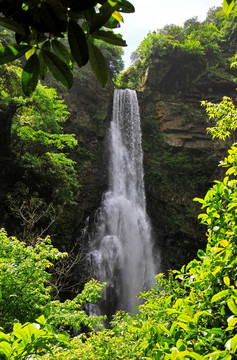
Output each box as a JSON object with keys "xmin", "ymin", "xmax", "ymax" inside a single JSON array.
[{"xmin": 88, "ymin": 89, "xmax": 156, "ymax": 313}]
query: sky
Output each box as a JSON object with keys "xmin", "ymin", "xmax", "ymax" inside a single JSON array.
[{"xmin": 117, "ymin": 0, "xmax": 223, "ymax": 69}]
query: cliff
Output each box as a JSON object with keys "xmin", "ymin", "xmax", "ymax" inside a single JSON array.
[{"xmin": 138, "ymin": 53, "xmax": 237, "ymax": 270}]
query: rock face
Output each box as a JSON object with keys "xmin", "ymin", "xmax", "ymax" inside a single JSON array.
[
  {"xmin": 137, "ymin": 54, "xmax": 236, "ymax": 270},
  {"xmin": 59, "ymin": 66, "xmax": 114, "ymax": 235}
]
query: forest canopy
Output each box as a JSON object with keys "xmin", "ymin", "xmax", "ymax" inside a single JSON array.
[{"xmin": 116, "ymin": 2, "xmax": 237, "ymax": 89}]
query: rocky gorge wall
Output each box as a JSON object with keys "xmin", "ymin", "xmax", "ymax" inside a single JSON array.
[
  {"xmin": 138, "ymin": 53, "xmax": 237, "ymax": 270},
  {"xmin": 57, "ymin": 66, "xmax": 114, "ymax": 242}
]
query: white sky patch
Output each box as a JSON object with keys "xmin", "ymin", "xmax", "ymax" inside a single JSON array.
[{"xmin": 116, "ymin": 0, "xmax": 223, "ymax": 69}]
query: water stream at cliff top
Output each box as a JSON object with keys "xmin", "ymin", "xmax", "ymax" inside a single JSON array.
[{"xmin": 87, "ymin": 89, "xmax": 157, "ymax": 314}]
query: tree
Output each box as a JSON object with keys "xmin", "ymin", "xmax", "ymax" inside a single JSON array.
[
  {"xmin": 0, "ymin": 0, "xmax": 134, "ymax": 95},
  {"xmin": 0, "ymin": 228, "xmax": 105, "ymax": 333}
]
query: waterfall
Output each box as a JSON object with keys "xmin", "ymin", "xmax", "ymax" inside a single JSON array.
[{"xmin": 87, "ymin": 89, "xmax": 156, "ymax": 314}]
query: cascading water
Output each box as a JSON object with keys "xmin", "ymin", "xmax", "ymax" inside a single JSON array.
[{"xmin": 87, "ymin": 89, "xmax": 156, "ymax": 314}]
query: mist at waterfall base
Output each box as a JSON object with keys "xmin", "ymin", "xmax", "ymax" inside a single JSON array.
[{"xmin": 85, "ymin": 89, "xmax": 159, "ymax": 317}]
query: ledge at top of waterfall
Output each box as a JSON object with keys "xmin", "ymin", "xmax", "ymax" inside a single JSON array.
[{"xmin": 86, "ymin": 89, "xmax": 158, "ymax": 315}]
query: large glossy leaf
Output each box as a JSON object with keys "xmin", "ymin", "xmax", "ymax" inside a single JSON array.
[
  {"xmin": 90, "ymin": 2, "xmax": 117, "ymax": 33},
  {"xmin": 38, "ymin": 52, "xmax": 48, "ymax": 80},
  {"xmin": 93, "ymin": 30, "xmax": 127, "ymax": 46},
  {"xmin": 87, "ymin": 41, "xmax": 108, "ymax": 87},
  {"xmin": 41, "ymin": 41, "xmax": 51, "ymax": 52},
  {"xmin": 52, "ymin": 40, "xmax": 72, "ymax": 67},
  {"xmin": 0, "ymin": 44, "xmax": 31, "ymax": 65},
  {"xmin": 117, "ymin": 0, "xmax": 135, "ymax": 13},
  {"xmin": 22, "ymin": 53, "xmax": 39, "ymax": 96},
  {"xmin": 0, "ymin": 17, "xmax": 26, "ymax": 35},
  {"xmin": 112, "ymin": 10, "xmax": 123, "ymax": 22},
  {"xmin": 42, "ymin": 50, "xmax": 73, "ymax": 89},
  {"xmin": 25, "ymin": 48, "xmax": 36, "ymax": 60},
  {"xmin": 104, "ymin": 17, "xmax": 120, "ymax": 29},
  {"xmin": 68, "ymin": 20, "xmax": 89, "ymax": 67}
]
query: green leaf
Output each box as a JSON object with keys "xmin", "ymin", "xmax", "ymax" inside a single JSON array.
[
  {"xmin": 224, "ymin": 276, "xmax": 230, "ymax": 286},
  {"xmin": 13, "ymin": 324, "xmax": 29, "ymax": 346},
  {"xmin": 211, "ymin": 290, "xmax": 231, "ymax": 303},
  {"xmin": 204, "ymin": 351, "xmax": 230, "ymax": 359},
  {"xmin": 178, "ymin": 314, "xmax": 194, "ymax": 323},
  {"xmin": 227, "ymin": 299, "xmax": 237, "ymax": 315},
  {"xmin": 228, "ymin": 317, "xmax": 237, "ymax": 327},
  {"xmin": 90, "ymin": 2, "xmax": 117, "ymax": 33},
  {"xmin": 193, "ymin": 311, "xmax": 212, "ymax": 324},
  {"xmin": 176, "ymin": 339, "xmax": 187, "ymax": 351},
  {"xmin": 87, "ymin": 40, "xmax": 108, "ymax": 87},
  {"xmin": 93, "ymin": 30, "xmax": 127, "ymax": 46},
  {"xmin": 177, "ymin": 322, "xmax": 188, "ymax": 331},
  {"xmin": 41, "ymin": 41, "xmax": 51, "ymax": 52},
  {"xmin": 56, "ymin": 333, "xmax": 70, "ymax": 344},
  {"xmin": 226, "ymin": 334, "xmax": 237, "ymax": 353},
  {"xmin": 193, "ymin": 197, "xmax": 204, "ymax": 204},
  {"xmin": 68, "ymin": 20, "xmax": 89, "ymax": 67},
  {"xmin": 187, "ymin": 352, "xmax": 204, "ymax": 360},
  {"xmin": 52, "ymin": 40, "xmax": 72, "ymax": 67},
  {"xmin": 0, "ymin": 332, "xmax": 10, "ymax": 341},
  {"xmin": 104, "ymin": 17, "xmax": 120, "ymax": 29},
  {"xmin": 0, "ymin": 44, "xmax": 31, "ymax": 65},
  {"xmin": 223, "ymin": 0, "xmax": 235, "ymax": 16},
  {"xmin": 0, "ymin": 341, "xmax": 12, "ymax": 359},
  {"xmin": 39, "ymin": 52, "xmax": 48, "ymax": 80},
  {"xmin": 158, "ymin": 323, "xmax": 171, "ymax": 335},
  {"xmin": 22, "ymin": 53, "xmax": 39, "ymax": 96},
  {"xmin": 112, "ymin": 11, "xmax": 123, "ymax": 22},
  {"xmin": 230, "ymin": 334, "xmax": 237, "ymax": 353},
  {"xmin": 117, "ymin": 0, "xmax": 135, "ymax": 13},
  {"xmin": 42, "ymin": 50, "xmax": 73, "ymax": 89},
  {"xmin": 25, "ymin": 48, "xmax": 36, "ymax": 60},
  {"xmin": 36, "ymin": 315, "xmax": 47, "ymax": 326},
  {"xmin": 0, "ymin": 17, "xmax": 26, "ymax": 35}
]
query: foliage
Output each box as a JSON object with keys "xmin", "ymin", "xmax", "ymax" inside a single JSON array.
[
  {"xmin": 0, "ymin": 228, "xmax": 66, "ymax": 331},
  {"xmin": 0, "ymin": 317, "xmax": 69, "ymax": 360},
  {"xmin": 95, "ymin": 39, "xmax": 124, "ymax": 79},
  {"xmin": 0, "ymin": 0, "xmax": 134, "ymax": 94},
  {"xmin": 0, "ymin": 62, "xmax": 79, "ymax": 210},
  {"xmin": 223, "ymin": 0, "xmax": 236, "ymax": 16},
  {"xmin": 202, "ymin": 96, "xmax": 237, "ymax": 142},
  {"xmin": 0, "ymin": 228, "xmax": 105, "ymax": 338},
  {"xmin": 116, "ymin": 3, "xmax": 237, "ymax": 89}
]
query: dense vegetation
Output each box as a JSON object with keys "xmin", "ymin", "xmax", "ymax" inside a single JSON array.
[
  {"xmin": 0, "ymin": 0, "xmax": 237, "ymax": 359},
  {"xmin": 116, "ymin": 5, "xmax": 237, "ymax": 89}
]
